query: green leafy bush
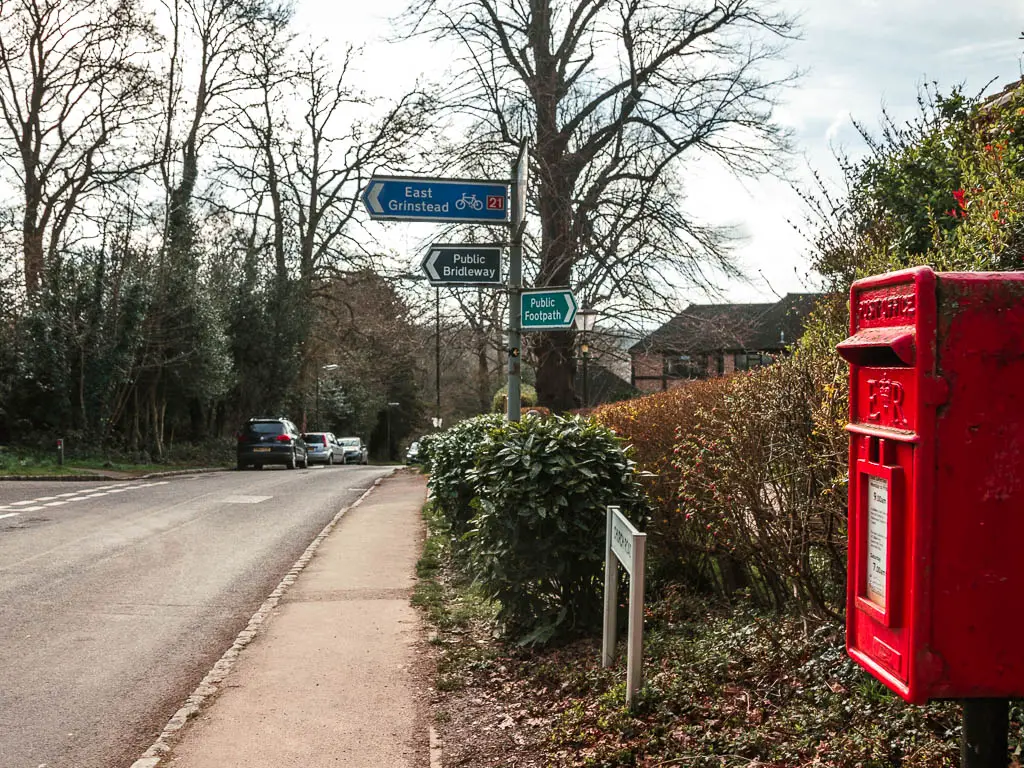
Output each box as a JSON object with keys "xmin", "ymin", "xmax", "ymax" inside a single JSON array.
[
  {"xmin": 422, "ymin": 413, "xmax": 505, "ymax": 539},
  {"xmin": 465, "ymin": 414, "xmax": 651, "ymax": 645}
]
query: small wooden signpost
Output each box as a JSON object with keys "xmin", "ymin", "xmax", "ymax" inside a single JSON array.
[{"xmin": 602, "ymin": 505, "xmax": 646, "ymax": 707}]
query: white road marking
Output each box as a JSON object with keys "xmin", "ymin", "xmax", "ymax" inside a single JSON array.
[
  {"xmin": 0, "ymin": 480, "xmax": 170, "ymax": 516},
  {"xmin": 222, "ymin": 496, "xmax": 272, "ymax": 504}
]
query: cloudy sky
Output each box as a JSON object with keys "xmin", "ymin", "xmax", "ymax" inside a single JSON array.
[{"xmin": 293, "ymin": 0, "xmax": 1024, "ymax": 304}]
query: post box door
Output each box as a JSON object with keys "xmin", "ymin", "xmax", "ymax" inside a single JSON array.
[{"xmin": 839, "ymin": 268, "xmax": 936, "ymax": 701}]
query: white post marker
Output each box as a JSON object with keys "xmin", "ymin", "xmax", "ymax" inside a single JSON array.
[{"xmin": 602, "ymin": 505, "xmax": 646, "ymax": 707}]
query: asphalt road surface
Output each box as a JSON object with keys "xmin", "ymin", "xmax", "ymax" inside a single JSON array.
[{"xmin": 0, "ymin": 464, "xmax": 392, "ymax": 768}]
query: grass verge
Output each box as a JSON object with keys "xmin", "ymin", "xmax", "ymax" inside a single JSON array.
[
  {"xmin": 412, "ymin": 503, "xmax": 1024, "ymax": 767},
  {"xmin": 0, "ymin": 445, "xmax": 227, "ymax": 477},
  {"xmin": 412, "ymin": 502, "xmax": 501, "ymax": 693}
]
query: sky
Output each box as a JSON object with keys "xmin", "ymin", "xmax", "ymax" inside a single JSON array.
[{"xmin": 291, "ymin": 0, "xmax": 1024, "ymax": 305}]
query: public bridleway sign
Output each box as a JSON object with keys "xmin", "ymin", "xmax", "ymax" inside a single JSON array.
[{"xmin": 421, "ymin": 245, "xmax": 503, "ymax": 286}]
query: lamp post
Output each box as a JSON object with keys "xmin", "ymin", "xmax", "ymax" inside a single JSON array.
[
  {"xmin": 316, "ymin": 363, "xmax": 338, "ymax": 429},
  {"xmin": 385, "ymin": 401, "xmax": 400, "ymax": 461},
  {"xmin": 574, "ymin": 307, "xmax": 598, "ymax": 408}
]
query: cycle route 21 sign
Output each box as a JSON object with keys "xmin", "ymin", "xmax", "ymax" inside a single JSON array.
[{"xmin": 361, "ymin": 176, "xmax": 509, "ymax": 224}]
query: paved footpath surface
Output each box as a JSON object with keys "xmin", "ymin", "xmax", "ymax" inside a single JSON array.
[{"xmin": 160, "ymin": 471, "xmax": 430, "ymax": 768}]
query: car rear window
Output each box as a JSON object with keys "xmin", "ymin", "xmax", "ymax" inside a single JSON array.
[
  {"xmin": 340, "ymin": 438, "xmax": 360, "ymax": 446},
  {"xmin": 303, "ymin": 434, "xmax": 327, "ymax": 445},
  {"xmin": 247, "ymin": 422, "xmax": 284, "ymax": 435}
]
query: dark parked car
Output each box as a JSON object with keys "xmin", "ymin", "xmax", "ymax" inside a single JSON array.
[
  {"xmin": 337, "ymin": 437, "xmax": 368, "ymax": 465},
  {"xmin": 303, "ymin": 432, "xmax": 339, "ymax": 465},
  {"xmin": 237, "ymin": 418, "xmax": 308, "ymax": 470}
]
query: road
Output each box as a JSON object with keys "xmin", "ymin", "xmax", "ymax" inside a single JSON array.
[{"xmin": 0, "ymin": 464, "xmax": 392, "ymax": 768}]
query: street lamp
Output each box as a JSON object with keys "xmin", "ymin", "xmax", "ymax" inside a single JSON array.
[
  {"xmin": 574, "ymin": 307, "xmax": 598, "ymax": 408},
  {"xmin": 385, "ymin": 401, "xmax": 400, "ymax": 461},
  {"xmin": 316, "ymin": 363, "xmax": 338, "ymax": 430}
]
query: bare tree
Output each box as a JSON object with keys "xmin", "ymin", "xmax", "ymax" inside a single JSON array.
[
  {"xmin": 157, "ymin": 0, "xmax": 289, "ymax": 258},
  {"xmin": 404, "ymin": 0, "xmax": 797, "ymax": 410},
  {"xmin": 0, "ymin": 0, "xmax": 159, "ymax": 296},
  {"xmin": 283, "ymin": 46, "xmax": 431, "ymax": 292}
]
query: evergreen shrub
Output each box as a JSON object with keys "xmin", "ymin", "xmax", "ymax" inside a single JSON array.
[
  {"xmin": 465, "ymin": 414, "xmax": 651, "ymax": 645},
  {"xmin": 422, "ymin": 413, "xmax": 505, "ymax": 538}
]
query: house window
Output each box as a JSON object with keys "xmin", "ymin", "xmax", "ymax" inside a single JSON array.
[
  {"xmin": 734, "ymin": 351, "xmax": 772, "ymax": 371},
  {"xmin": 665, "ymin": 353, "xmax": 706, "ymax": 379}
]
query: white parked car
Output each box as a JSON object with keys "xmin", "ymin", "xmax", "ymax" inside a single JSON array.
[{"xmin": 337, "ymin": 437, "xmax": 368, "ymax": 465}]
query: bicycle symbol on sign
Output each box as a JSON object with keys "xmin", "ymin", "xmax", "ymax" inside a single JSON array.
[{"xmin": 454, "ymin": 193, "xmax": 484, "ymax": 211}]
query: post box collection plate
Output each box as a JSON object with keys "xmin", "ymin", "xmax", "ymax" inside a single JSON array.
[{"xmin": 865, "ymin": 474, "xmax": 888, "ymax": 608}]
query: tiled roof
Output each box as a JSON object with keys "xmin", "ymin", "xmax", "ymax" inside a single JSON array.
[
  {"xmin": 981, "ymin": 78, "xmax": 1024, "ymax": 111},
  {"xmin": 629, "ymin": 293, "xmax": 824, "ymax": 355}
]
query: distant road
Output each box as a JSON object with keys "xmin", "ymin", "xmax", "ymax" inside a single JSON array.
[{"xmin": 0, "ymin": 465, "xmax": 392, "ymax": 768}]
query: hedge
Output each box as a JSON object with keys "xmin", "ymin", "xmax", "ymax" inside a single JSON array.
[{"xmin": 592, "ymin": 342, "xmax": 848, "ymax": 618}]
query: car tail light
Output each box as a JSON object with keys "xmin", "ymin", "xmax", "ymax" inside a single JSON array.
[
  {"xmin": 236, "ymin": 432, "xmax": 245, "ymax": 442},
  {"xmin": 275, "ymin": 434, "xmax": 291, "ymax": 443}
]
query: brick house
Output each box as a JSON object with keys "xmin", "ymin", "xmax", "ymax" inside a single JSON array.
[{"xmin": 629, "ymin": 293, "xmax": 823, "ymax": 393}]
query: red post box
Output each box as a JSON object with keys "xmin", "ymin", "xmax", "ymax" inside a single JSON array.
[{"xmin": 838, "ymin": 266, "xmax": 1024, "ymax": 704}]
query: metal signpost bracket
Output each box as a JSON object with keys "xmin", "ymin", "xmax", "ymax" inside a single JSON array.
[{"xmin": 602, "ymin": 505, "xmax": 647, "ymax": 707}]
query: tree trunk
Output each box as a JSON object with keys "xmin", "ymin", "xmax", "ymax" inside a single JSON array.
[
  {"xmin": 22, "ymin": 203, "xmax": 44, "ymax": 296},
  {"xmin": 533, "ymin": 172, "xmax": 578, "ymax": 411},
  {"xmin": 529, "ymin": 2, "xmax": 579, "ymax": 412},
  {"xmin": 477, "ymin": 329, "xmax": 490, "ymax": 413}
]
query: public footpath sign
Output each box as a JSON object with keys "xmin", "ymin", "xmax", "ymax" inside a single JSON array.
[
  {"xmin": 361, "ymin": 176, "xmax": 509, "ymax": 224},
  {"xmin": 520, "ymin": 288, "xmax": 578, "ymax": 330},
  {"xmin": 422, "ymin": 244, "xmax": 503, "ymax": 286}
]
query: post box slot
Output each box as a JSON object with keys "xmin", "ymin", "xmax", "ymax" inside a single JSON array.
[
  {"xmin": 837, "ymin": 327, "xmax": 916, "ymax": 367},
  {"xmin": 868, "ymin": 437, "xmax": 880, "ymax": 464}
]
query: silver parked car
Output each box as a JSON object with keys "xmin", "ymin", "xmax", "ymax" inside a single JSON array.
[
  {"xmin": 303, "ymin": 432, "xmax": 339, "ymax": 465},
  {"xmin": 337, "ymin": 437, "xmax": 368, "ymax": 465}
]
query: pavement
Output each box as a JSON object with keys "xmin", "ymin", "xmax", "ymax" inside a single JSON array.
[{"xmin": 132, "ymin": 469, "xmax": 433, "ymax": 768}]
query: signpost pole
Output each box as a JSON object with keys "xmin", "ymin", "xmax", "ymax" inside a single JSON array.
[
  {"xmin": 602, "ymin": 506, "xmax": 618, "ymax": 667},
  {"xmin": 435, "ymin": 286, "xmax": 441, "ymax": 421},
  {"xmin": 507, "ymin": 138, "xmax": 527, "ymax": 423},
  {"xmin": 626, "ymin": 532, "xmax": 646, "ymax": 705}
]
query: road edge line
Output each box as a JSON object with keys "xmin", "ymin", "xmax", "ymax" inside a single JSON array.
[{"xmin": 129, "ymin": 469, "xmax": 397, "ymax": 768}]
